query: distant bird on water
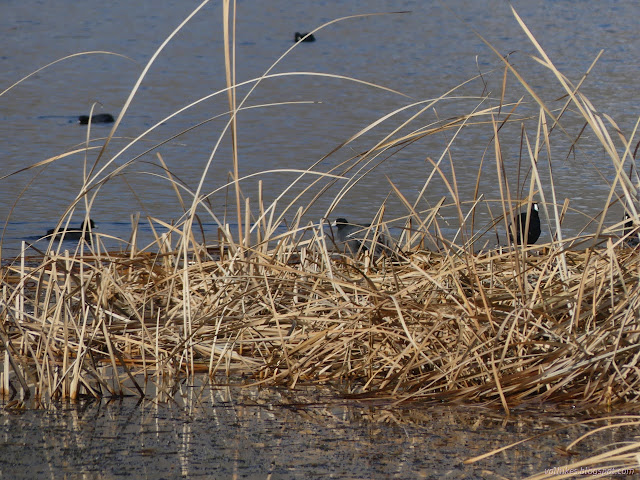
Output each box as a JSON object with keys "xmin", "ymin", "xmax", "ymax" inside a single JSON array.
[
  {"xmin": 78, "ymin": 113, "xmax": 114, "ymax": 125},
  {"xmin": 294, "ymin": 32, "xmax": 315, "ymax": 42},
  {"xmin": 331, "ymin": 218, "xmax": 392, "ymax": 257},
  {"xmin": 46, "ymin": 219, "xmax": 96, "ymax": 242},
  {"xmin": 508, "ymin": 203, "xmax": 541, "ymax": 246}
]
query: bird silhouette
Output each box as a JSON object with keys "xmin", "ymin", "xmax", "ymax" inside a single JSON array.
[
  {"xmin": 46, "ymin": 219, "xmax": 96, "ymax": 242},
  {"xmin": 78, "ymin": 113, "xmax": 114, "ymax": 124},
  {"xmin": 331, "ymin": 218, "xmax": 392, "ymax": 257},
  {"xmin": 508, "ymin": 203, "xmax": 541, "ymax": 245},
  {"xmin": 294, "ymin": 32, "xmax": 315, "ymax": 42}
]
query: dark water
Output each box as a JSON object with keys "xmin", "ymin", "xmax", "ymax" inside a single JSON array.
[
  {"xmin": 1, "ymin": 385, "xmax": 637, "ymax": 480},
  {"xmin": 2, "ymin": 0, "xmax": 640, "ymax": 257}
]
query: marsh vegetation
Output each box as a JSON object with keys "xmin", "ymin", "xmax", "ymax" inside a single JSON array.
[{"xmin": 2, "ymin": 2, "xmax": 640, "ymax": 477}]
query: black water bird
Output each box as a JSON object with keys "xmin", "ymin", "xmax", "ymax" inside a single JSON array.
[
  {"xmin": 331, "ymin": 218, "xmax": 392, "ymax": 257},
  {"xmin": 624, "ymin": 213, "xmax": 635, "ymax": 235},
  {"xmin": 623, "ymin": 213, "xmax": 639, "ymax": 246},
  {"xmin": 508, "ymin": 203, "xmax": 541, "ymax": 246},
  {"xmin": 294, "ymin": 32, "xmax": 315, "ymax": 42},
  {"xmin": 78, "ymin": 113, "xmax": 114, "ymax": 125},
  {"xmin": 46, "ymin": 219, "xmax": 96, "ymax": 242}
]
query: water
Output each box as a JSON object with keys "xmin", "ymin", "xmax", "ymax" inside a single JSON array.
[
  {"xmin": 2, "ymin": 0, "xmax": 640, "ymax": 258},
  {"xmin": 1, "ymin": 385, "xmax": 636, "ymax": 480}
]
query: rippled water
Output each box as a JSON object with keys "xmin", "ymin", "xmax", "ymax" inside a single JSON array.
[
  {"xmin": 2, "ymin": 0, "xmax": 640, "ymax": 258},
  {"xmin": 2, "ymin": 385, "xmax": 637, "ymax": 480}
]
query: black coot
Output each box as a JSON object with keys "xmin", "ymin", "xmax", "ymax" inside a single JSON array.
[
  {"xmin": 46, "ymin": 219, "xmax": 96, "ymax": 242},
  {"xmin": 508, "ymin": 203, "xmax": 541, "ymax": 246},
  {"xmin": 78, "ymin": 113, "xmax": 114, "ymax": 125},
  {"xmin": 623, "ymin": 213, "xmax": 639, "ymax": 246},
  {"xmin": 331, "ymin": 218, "xmax": 391, "ymax": 257},
  {"xmin": 294, "ymin": 32, "xmax": 315, "ymax": 42}
]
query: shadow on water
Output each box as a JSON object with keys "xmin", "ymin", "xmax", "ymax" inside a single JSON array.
[{"xmin": 1, "ymin": 382, "xmax": 639, "ymax": 479}]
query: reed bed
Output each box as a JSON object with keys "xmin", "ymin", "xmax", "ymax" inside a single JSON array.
[
  {"xmin": 1, "ymin": 3, "xmax": 640, "ymax": 421},
  {"xmin": 1, "ymin": 216, "xmax": 640, "ymax": 409}
]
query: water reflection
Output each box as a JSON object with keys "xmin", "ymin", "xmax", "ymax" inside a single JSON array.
[{"xmin": 1, "ymin": 384, "xmax": 638, "ymax": 479}]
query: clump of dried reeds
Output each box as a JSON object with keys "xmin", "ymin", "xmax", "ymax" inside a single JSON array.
[
  {"xmin": 1, "ymin": 3, "xmax": 640, "ymax": 414},
  {"xmin": 1, "ymin": 211, "xmax": 639, "ymax": 408}
]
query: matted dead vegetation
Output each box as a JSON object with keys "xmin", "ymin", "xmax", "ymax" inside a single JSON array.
[
  {"xmin": 1, "ymin": 218, "xmax": 640, "ymax": 410},
  {"xmin": 1, "ymin": 3, "xmax": 640, "ymax": 422}
]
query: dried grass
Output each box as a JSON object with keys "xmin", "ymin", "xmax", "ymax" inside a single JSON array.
[
  {"xmin": 1, "ymin": 220, "xmax": 639, "ymax": 409},
  {"xmin": 1, "ymin": 3, "xmax": 640, "ymax": 421}
]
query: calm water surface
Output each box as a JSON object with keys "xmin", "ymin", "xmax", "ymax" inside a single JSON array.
[
  {"xmin": 1, "ymin": 385, "xmax": 637, "ymax": 480},
  {"xmin": 2, "ymin": 0, "xmax": 640, "ymax": 257}
]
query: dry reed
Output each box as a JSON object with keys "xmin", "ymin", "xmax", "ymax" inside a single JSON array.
[
  {"xmin": 1, "ymin": 3, "xmax": 639, "ymax": 424},
  {"xmin": 1, "ymin": 213, "xmax": 639, "ymax": 408}
]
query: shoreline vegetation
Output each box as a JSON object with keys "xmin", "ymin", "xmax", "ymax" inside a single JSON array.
[{"xmin": 2, "ymin": 2, "xmax": 640, "ymax": 476}]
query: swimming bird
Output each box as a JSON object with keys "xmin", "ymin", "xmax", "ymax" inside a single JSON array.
[
  {"xmin": 508, "ymin": 203, "xmax": 541, "ymax": 246},
  {"xmin": 46, "ymin": 219, "xmax": 96, "ymax": 242},
  {"xmin": 331, "ymin": 218, "xmax": 392, "ymax": 257},
  {"xmin": 294, "ymin": 32, "xmax": 315, "ymax": 42},
  {"xmin": 78, "ymin": 113, "xmax": 114, "ymax": 125}
]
